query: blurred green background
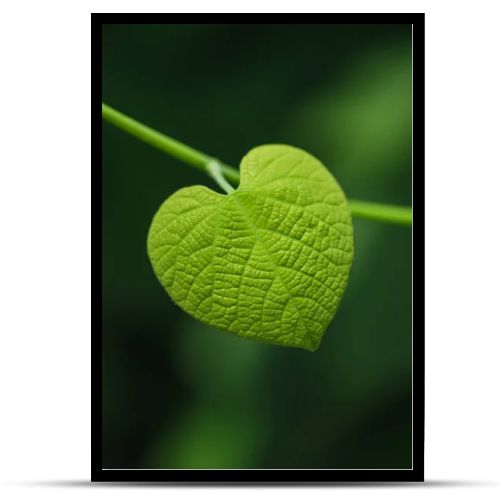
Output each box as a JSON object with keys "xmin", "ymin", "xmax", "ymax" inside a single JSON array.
[{"xmin": 102, "ymin": 24, "xmax": 412, "ymax": 469}]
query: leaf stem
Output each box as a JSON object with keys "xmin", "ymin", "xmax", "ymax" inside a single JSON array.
[
  {"xmin": 207, "ymin": 161, "xmax": 235, "ymax": 194},
  {"xmin": 102, "ymin": 102, "xmax": 412, "ymax": 226}
]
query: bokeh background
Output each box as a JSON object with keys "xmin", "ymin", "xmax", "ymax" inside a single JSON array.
[{"xmin": 102, "ymin": 24, "xmax": 412, "ymax": 469}]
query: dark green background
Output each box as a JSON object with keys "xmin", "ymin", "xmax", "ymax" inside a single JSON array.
[{"xmin": 102, "ymin": 24, "xmax": 412, "ymax": 469}]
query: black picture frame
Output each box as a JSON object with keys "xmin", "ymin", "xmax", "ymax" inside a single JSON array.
[{"xmin": 94, "ymin": 13, "xmax": 424, "ymax": 483}]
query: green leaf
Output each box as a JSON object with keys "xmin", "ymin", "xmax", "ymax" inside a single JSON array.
[{"xmin": 147, "ymin": 145, "xmax": 354, "ymax": 352}]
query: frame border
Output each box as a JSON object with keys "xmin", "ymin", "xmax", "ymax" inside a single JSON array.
[{"xmin": 94, "ymin": 13, "xmax": 424, "ymax": 483}]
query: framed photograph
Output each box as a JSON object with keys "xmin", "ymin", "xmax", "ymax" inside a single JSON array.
[{"xmin": 95, "ymin": 14, "xmax": 424, "ymax": 482}]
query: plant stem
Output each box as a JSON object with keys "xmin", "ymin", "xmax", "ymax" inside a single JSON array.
[
  {"xmin": 102, "ymin": 102, "xmax": 412, "ymax": 226},
  {"xmin": 347, "ymin": 200, "xmax": 412, "ymax": 225},
  {"xmin": 207, "ymin": 161, "xmax": 235, "ymax": 194},
  {"xmin": 102, "ymin": 103, "xmax": 238, "ymax": 184}
]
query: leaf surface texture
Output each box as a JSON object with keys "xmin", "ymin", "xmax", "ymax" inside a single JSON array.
[{"xmin": 148, "ymin": 145, "xmax": 353, "ymax": 351}]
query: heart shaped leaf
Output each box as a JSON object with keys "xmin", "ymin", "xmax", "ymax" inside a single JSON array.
[{"xmin": 147, "ymin": 145, "xmax": 354, "ymax": 351}]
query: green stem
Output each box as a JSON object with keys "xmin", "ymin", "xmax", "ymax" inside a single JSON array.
[
  {"xmin": 347, "ymin": 200, "xmax": 412, "ymax": 225},
  {"xmin": 102, "ymin": 102, "xmax": 412, "ymax": 226},
  {"xmin": 102, "ymin": 103, "xmax": 238, "ymax": 184},
  {"xmin": 207, "ymin": 161, "xmax": 235, "ymax": 194}
]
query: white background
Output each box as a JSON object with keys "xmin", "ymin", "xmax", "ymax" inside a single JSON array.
[{"xmin": 1, "ymin": 1, "xmax": 499, "ymax": 499}]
